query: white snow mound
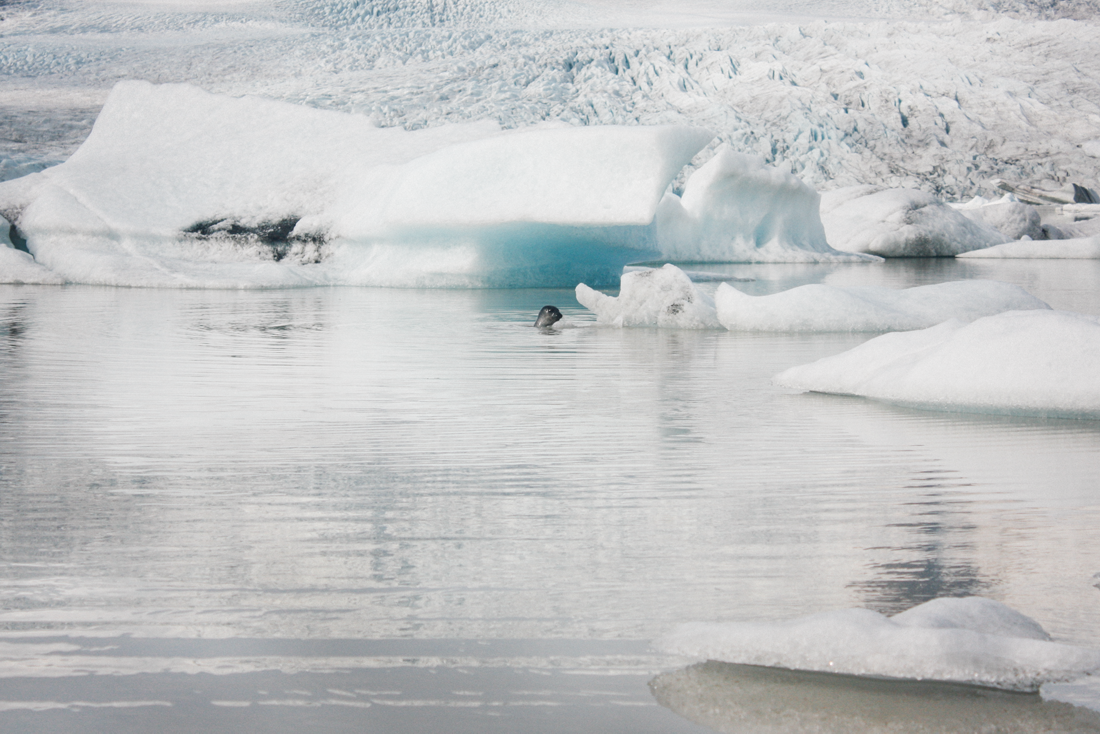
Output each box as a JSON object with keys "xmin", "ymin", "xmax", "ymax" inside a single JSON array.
[
  {"xmin": 958, "ymin": 235, "xmax": 1100, "ymax": 259},
  {"xmin": 821, "ymin": 186, "xmax": 1008, "ymax": 257},
  {"xmin": 0, "ymin": 81, "xmax": 715, "ymax": 288},
  {"xmin": 576, "ymin": 264, "xmax": 720, "ymax": 328},
  {"xmin": 656, "ymin": 597, "xmax": 1100, "ymax": 692},
  {"xmin": 774, "ymin": 310, "xmax": 1100, "ymax": 418},
  {"xmin": 715, "ymin": 279, "xmax": 1049, "ymax": 332}
]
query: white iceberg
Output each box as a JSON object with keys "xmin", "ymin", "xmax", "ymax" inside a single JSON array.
[
  {"xmin": 715, "ymin": 279, "xmax": 1049, "ymax": 332},
  {"xmin": 821, "ymin": 186, "xmax": 1008, "ymax": 257},
  {"xmin": 655, "ymin": 150, "xmax": 870, "ymax": 263},
  {"xmin": 951, "ymin": 194, "xmax": 1044, "ymax": 242},
  {"xmin": 958, "ymin": 235, "xmax": 1100, "ymax": 259},
  {"xmin": 774, "ymin": 310, "xmax": 1100, "ymax": 419},
  {"xmin": 0, "ymin": 81, "xmax": 714, "ymax": 288},
  {"xmin": 657, "ymin": 597, "xmax": 1100, "ymax": 692},
  {"xmin": 576, "ymin": 264, "xmax": 1048, "ymax": 332},
  {"xmin": 576, "ymin": 264, "xmax": 721, "ymax": 328}
]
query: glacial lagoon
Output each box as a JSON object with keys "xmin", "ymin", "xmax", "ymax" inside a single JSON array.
[{"xmin": 2, "ymin": 258, "xmax": 1099, "ymax": 732}]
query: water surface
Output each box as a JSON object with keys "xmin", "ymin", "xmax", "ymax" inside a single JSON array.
[{"xmin": 2, "ymin": 259, "xmax": 1099, "ymax": 732}]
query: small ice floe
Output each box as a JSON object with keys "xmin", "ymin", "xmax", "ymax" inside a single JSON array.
[
  {"xmin": 950, "ymin": 194, "xmax": 1043, "ymax": 241},
  {"xmin": 958, "ymin": 235, "xmax": 1100, "ymax": 259},
  {"xmin": 820, "ymin": 186, "xmax": 1007, "ymax": 257},
  {"xmin": 656, "ymin": 597, "xmax": 1100, "ymax": 692},
  {"xmin": 576, "ymin": 264, "xmax": 1048, "ymax": 333},
  {"xmin": 773, "ymin": 310, "xmax": 1100, "ymax": 419},
  {"xmin": 715, "ymin": 279, "xmax": 1048, "ymax": 332},
  {"xmin": 650, "ymin": 659, "xmax": 1100, "ymax": 734},
  {"xmin": 576, "ymin": 264, "xmax": 721, "ymax": 329}
]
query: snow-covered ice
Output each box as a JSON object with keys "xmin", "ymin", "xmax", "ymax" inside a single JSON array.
[
  {"xmin": 820, "ymin": 186, "xmax": 1009, "ymax": 257},
  {"xmin": 716, "ymin": 279, "xmax": 1049, "ymax": 332},
  {"xmin": 657, "ymin": 597, "xmax": 1100, "ymax": 692},
  {"xmin": 959, "ymin": 235, "xmax": 1100, "ymax": 259},
  {"xmin": 951, "ymin": 194, "xmax": 1044, "ymax": 241},
  {"xmin": 774, "ymin": 310, "xmax": 1100, "ymax": 418},
  {"xmin": 576, "ymin": 264, "xmax": 1048, "ymax": 331}
]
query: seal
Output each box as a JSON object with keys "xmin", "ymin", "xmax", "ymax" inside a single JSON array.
[{"xmin": 534, "ymin": 305, "xmax": 562, "ymax": 328}]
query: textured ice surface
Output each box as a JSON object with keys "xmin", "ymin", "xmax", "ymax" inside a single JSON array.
[
  {"xmin": 576, "ymin": 264, "xmax": 720, "ymax": 328},
  {"xmin": 2, "ymin": 0, "xmax": 1099, "ymax": 202},
  {"xmin": 715, "ymin": 279, "xmax": 1049, "ymax": 332},
  {"xmin": 821, "ymin": 186, "xmax": 1008, "ymax": 257},
  {"xmin": 0, "ymin": 81, "xmax": 715, "ymax": 287},
  {"xmin": 657, "ymin": 597, "xmax": 1100, "ymax": 692},
  {"xmin": 774, "ymin": 310, "xmax": 1100, "ymax": 418},
  {"xmin": 959, "ymin": 235, "xmax": 1100, "ymax": 259}
]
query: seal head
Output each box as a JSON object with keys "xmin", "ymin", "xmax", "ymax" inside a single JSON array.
[{"xmin": 534, "ymin": 305, "xmax": 562, "ymax": 328}]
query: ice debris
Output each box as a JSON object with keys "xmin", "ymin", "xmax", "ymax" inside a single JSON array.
[
  {"xmin": 656, "ymin": 597, "xmax": 1100, "ymax": 692},
  {"xmin": 576, "ymin": 264, "xmax": 1048, "ymax": 332},
  {"xmin": 959, "ymin": 235, "xmax": 1100, "ymax": 259},
  {"xmin": 774, "ymin": 310, "xmax": 1100, "ymax": 418}
]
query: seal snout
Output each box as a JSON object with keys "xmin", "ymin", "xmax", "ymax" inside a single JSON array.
[{"xmin": 534, "ymin": 305, "xmax": 562, "ymax": 328}]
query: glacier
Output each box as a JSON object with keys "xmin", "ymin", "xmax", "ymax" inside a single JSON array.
[
  {"xmin": 576, "ymin": 263, "xmax": 1049, "ymax": 331},
  {"xmin": 773, "ymin": 310, "xmax": 1100, "ymax": 418},
  {"xmin": 656, "ymin": 597, "xmax": 1100, "ymax": 692}
]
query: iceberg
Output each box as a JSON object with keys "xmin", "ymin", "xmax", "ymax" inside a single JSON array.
[
  {"xmin": 656, "ymin": 597, "xmax": 1100, "ymax": 692},
  {"xmin": 716, "ymin": 279, "xmax": 1048, "ymax": 332},
  {"xmin": 821, "ymin": 186, "xmax": 1008, "ymax": 257},
  {"xmin": 655, "ymin": 150, "xmax": 870, "ymax": 263},
  {"xmin": 576, "ymin": 264, "xmax": 721, "ymax": 328},
  {"xmin": 576, "ymin": 264, "xmax": 1048, "ymax": 332},
  {"xmin": 958, "ymin": 235, "xmax": 1100, "ymax": 259},
  {"xmin": 0, "ymin": 81, "xmax": 715, "ymax": 288},
  {"xmin": 951, "ymin": 195, "xmax": 1044, "ymax": 242},
  {"xmin": 774, "ymin": 310, "xmax": 1100, "ymax": 419}
]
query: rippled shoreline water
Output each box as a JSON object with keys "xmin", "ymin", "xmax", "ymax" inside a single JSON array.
[{"xmin": 2, "ymin": 259, "xmax": 1099, "ymax": 731}]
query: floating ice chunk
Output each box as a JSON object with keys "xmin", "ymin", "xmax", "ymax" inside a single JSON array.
[
  {"xmin": 651, "ymin": 660, "xmax": 1100, "ymax": 734},
  {"xmin": 773, "ymin": 310, "xmax": 1100, "ymax": 419},
  {"xmin": 575, "ymin": 264, "xmax": 720, "ymax": 328},
  {"xmin": 0, "ymin": 81, "xmax": 713, "ymax": 288},
  {"xmin": 656, "ymin": 150, "xmax": 872, "ymax": 263},
  {"xmin": 958, "ymin": 235, "xmax": 1100, "ymax": 259},
  {"xmin": 715, "ymin": 280, "xmax": 1048, "ymax": 332},
  {"xmin": 656, "ymin": 597, "xmax": 1100, "ymax": 692},
  {"xmin": 821, "ymin": 186, "xmax": 1008, "ymax": 257},
  {"xmin": 951, "ymin": 194, "xmax": 1043, "ymax": 241}
]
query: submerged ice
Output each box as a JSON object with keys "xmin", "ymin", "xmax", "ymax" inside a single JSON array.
[{"xmin": 657, "ymin": 597, "xmax": 1100, "ymax": 692}]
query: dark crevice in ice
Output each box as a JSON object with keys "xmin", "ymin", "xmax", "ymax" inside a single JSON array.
[
  {"xmin": 8, "ymin": 223, "xmax": 29, "ymax": 253},
  {"xmin": 183, "ymin": 217, "xmax": 328, "ymax": 263}
]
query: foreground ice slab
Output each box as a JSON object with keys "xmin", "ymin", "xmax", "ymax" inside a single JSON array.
[
  {"xmin": 774, "ymin": 310, "xmax": 1100, "ymax": 419},
  {"xmin": 657, "ymin": 597, "xmax": 1100, "ymax": 692},
  {"xmin": 958, "ymin": 235, "xmax": 1100, "ymax": 259},
  {"xmin": 821, "ymin": 186, "xmax": 1008, "ymax": 257},
  {"xmin": 651, "ymin": 661, "xmax": 1100, "ymax": 734},
  {"xmin": 576, "ymin": 264, "xmax": 1048, "ymax": 331},
  {"xmin": 0, "ymin": 81, "xmax": 714, "ymax": 288},
  {"xmin": 715, "ymin": 279, "xmax": 1048, "ymax": 332}
]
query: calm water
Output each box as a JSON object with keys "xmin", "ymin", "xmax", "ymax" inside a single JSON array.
[{"xmin": 1, "ymin": 259, "xmax": 1099, "ymax": 733}]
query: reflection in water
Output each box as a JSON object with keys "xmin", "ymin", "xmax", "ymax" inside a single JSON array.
[
  {"xmin": 650, "ymin": 661, "xmax": 1100, "ymax": 734},
  {"xmin": 849, "ymin": 481, "xmax": 992, "ymax": 615}
]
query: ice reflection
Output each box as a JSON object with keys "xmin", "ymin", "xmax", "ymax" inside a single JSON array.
[{"xmin": 650, "ymin": 661, "xmax": 1100, "ymax": 734}]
